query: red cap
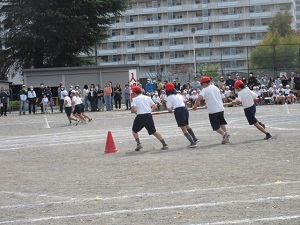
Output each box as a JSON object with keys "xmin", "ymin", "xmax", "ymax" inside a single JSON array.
[
  {"xmin": 165, "ymin": 82, "xmax": 175, "ymax": 91},
  {"xmin": 132, "ymin": 86, "xmax": 141, "ymax": 93},
  {"xmin": 200, "ymin": 76, "xmax": 211, "ymax": 84},
  {"xmin": 234, "ymin": 80, "xmax": 244, "ymax": 89}
]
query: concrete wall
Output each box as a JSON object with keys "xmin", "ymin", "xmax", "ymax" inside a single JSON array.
[{"xmin": 23, "ymin": 65, "xmax": 139, "ymax": 96}]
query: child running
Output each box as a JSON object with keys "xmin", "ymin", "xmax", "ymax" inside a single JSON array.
[
  {"xmin": 75, "ymin": 91, "xmax": 92, "ymax": 122},
  {"xmin": 71, "ymin": 90, "xmax": 86, "ymax": 123},
  {"xmin": 165, "ymin": 82, "xmax": 199, "ymax": 148},
  {"xmin": 233, "ymin": 80, "xmax": 272, "ymax": 140},
  {"xmin": 131, "ymin": 86, "xmax": 168, "ymax": 151},
  {"xmin": 193, "ymin": 76, "xmax": 230, "ymax": 144},
  {"xmin": 63, "ymin": 91, "xmax": 79, "ymax": 125}
]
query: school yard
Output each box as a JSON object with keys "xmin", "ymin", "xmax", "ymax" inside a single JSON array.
[{"xmin": 0, "ymin": 103, "xmax": 300, "ymax": 225}]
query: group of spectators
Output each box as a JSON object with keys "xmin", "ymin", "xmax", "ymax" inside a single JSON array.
[{"xmin": 1, "ymin": 71, "xmax": 300, "ymax": 116}]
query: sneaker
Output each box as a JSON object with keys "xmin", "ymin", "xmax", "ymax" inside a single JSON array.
[
  {"xmin": 135, "ymin": 144, "xmax": 143, "ymax": 151},
  {"xmin": 221, "ymin": 133, "xmax": 230, "ymax": 144},
  {"xmin": 194, "ymin": 139, "xmax": 200, "ymax": 144},
  {"xmin": 187, "ymin": 143, "xmax": 197, "ymax": 148},
  {"xmin": 259, "ymin": 122, "xmax": 266, "ymax": 129},
  {"xmin": 67, "ymin": 122, "xmax": 72, "ymax": 126},
  {"xmin": 75, "ymin": 120, "xmax": 80, "ymax": 126},
  {"xmin": 161, "ymin": 144, "xmax": 169, "ymax": 150},
  {"xmin": 88, "ymin": 118, "xmax": 92, "ymax": 122},
  {"xmin": 264, "ymin": 133, "xmax": 272, "ymax": 140}
]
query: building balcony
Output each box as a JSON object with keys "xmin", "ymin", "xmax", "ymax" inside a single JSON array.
[
  {"xmin": 169, "ymin": 45, "xmax": 185, "ymax": 50},
  {"xmin": 218, "ymin": 14, "xmax": 240, "ymax": 21},
  {"xmin": 125, "ymin": 22, "xmax": 136, "ymax": 27},
  {"xmin": 168, "ymin": 32, "xmax": 184, "ymax": 37},
  {"xmin": 250, "ymin": 25, "xmax": 268, "ymax": 32},
  {"xmin": 126, "ymin": 48, "xmax": 137, "ymax": 53},
  {"xmin": 195, "ymin": 43, "xmax": 210, "ymax": 48},
  {"xmin": 143, "ymin": 20, "xmax": 159, "ymax": 26},
  {"xmin": 195, "ymin": 30, "xmax": 209, "ymax": 35},
  {"xmin": 142, "ymin": 8, "xmax": 158, "ymax": 13},
  {"xmin": 125, "ymin": 35, "xmax": 136, "ymax": 40},
  {"xmin": 167, "ymin": 5, "xmax": 183, "ymax": 11},
  {"xmin": 219, "ymin": 27, "xmax": 240, "ymax": 34},
  {"xmin": 167, "ymin": 18, "xmax": 184, "ymax": 24},
  {"xmin": 249, "ymin": 12, "xmax": 272, "ymax": 18},
  {"xmin": 220, "ymin": 41, "xmax": 241, "ymax": 47},
  {"xmin": 170, "ymin": 58, "xmax": 185, "ymax": 63},
  {"xmin": 98, "ymin": 49, "xmax": 118, "ymax": 55},
  {"xmin": 127, "ymin": 61, "xmax": 138, "ymax": 65},
  {"xmin": 100, "ymin": 62, "xmax": 120, "ymax": 66},
  {"xmin": 145, "ymin": 59, "xmax": 161, "ymax": 65},
  {"xmin": 145, "ymin": 46, "xmax": 160, "ymax": 52},
  {"xmin": 222, "ymin": 54, "xmax": 243, "ymax": 60},
  {"xmin": 250, "ymin": 0, "xmax": 271, "ymax": 4},
  {"xmin": 217, "ymin": 1, "xmax": 239, "ymax": 7},
  {"xmin": 144, "ymin": 33, "xmax": 160, "ymax": 39},
  {"xmin": 125, "ymin": 9, "xmax": 135, "ymax": 14},
  {"xmin": 196, "ymin": 56, "xmax": 211, "ymax": 61}
]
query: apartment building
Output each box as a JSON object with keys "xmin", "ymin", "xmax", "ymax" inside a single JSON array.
[{"xmin": 96, "ymin": 0, "xmax": 296, "ymax": 77}]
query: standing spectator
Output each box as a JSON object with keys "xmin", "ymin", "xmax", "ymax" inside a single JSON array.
[
  {"xmin": 225, "ymin": 74, "xmax": 235, "ymax": 90},
  {"xmin": 57, "ymin": 82, "xmax": 63, "ymax": 112},
  {"xmin": 191, "ymin": 76, "xmax": 201, "ymax": 90},
  {"xmin": 217, "ymin": 76, "xmax": 225, "ymax": 89},
  {"xmin": 156, "ymin": 79, "xmax": 163, "ymax": 95},
  {"xmin": 274, "ymin": 76, "xmax": 281, "ymax": 88},
  {"xmin": 97, "ymin": 86, "xmax": 105, "ymax": 112},
  {"xmin": 114, "ymin": 83, "xmax": 122, "ymax": 110},
  {"xmin": 281, "ymin": 75, "xmax": 289, "ymax": 88},
  {"xmin": 68, "ymin": 85, "xmax": 74, "ymax": 97},
  {"xmin": 75, "ymin": 85, "xmax": 82, "ymax": 97},
  {"xmin": 268, "ymin": 76, "xmax": 275, "ymax": 88},
  {"xmin": 288, "ymin": 72, "xmax": 295, "ymax": 90},
  {"xmin": 173, "ymin": 78, "xmax": 181, "ymax": 90},
  {"xmin": 0, "ymin": 87, "xmax": 9, "ymax": 116},
  {"xmin": 19, "ymin": 84, "xmax": 27, "ymax": 115},
  {"xmin": 37, "ymin": 83, "xmax": 46, "ymax": 113},
  {"xmin": 46, "ymin": 86, "xmax": 54, "ymax": 113},
  {"xmin": 82, "ymin": 85, "xmax": 90, "ymax": 111},
  {"xmin": 241, "ymin": 76, "xmax": 247, "ymax": 85},
  {"xmin": 109, "ymin": 81, "xmax": 114, "ymax": 110},
  {"xmin": 27, "ymin": 86, "xmax": 37, "ymax": 114},
  {"xmin": 88, "ymin": 84, "xmax": 97, "ymax": 112},
  {"xmin": 181, "ymin": 80, "xmax": 190, "ymax": 92},
  {"xmin": 131, "ymin": 86, "xmax": 168, "ymax": 151},
  {"xmin": 260, "ymin": 75, "xmax": 268, "ymax": 86},
  {"xmin": 247, "ymin": 72, "xmax": 257, "ymax": 90},
  {"xmin": 58, "ymin": 85, "xmax": 66, "ymax": 113},
  {"xmin": 123, "ymin": 84, "xmax": 131, "ymax": 110},
  {"xmin": 104, "ymin": 82, "xmax": 112, "ymax": 111},
  {"xmin": 293, "ymin": 72, "xmax": 300, "ymax": 100},
  {"xmin": 193, "ymin": 76, "xmax": 230, "ymax": 144}
]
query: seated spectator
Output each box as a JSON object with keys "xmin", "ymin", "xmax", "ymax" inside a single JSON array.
[
  {"xmin": 224, "ymin": 86, "xmax": 231, "ymax": 99},
  {"xmin": 160, "ymin": 89, "xmax": 167, "ymax": 110},
  {"xmin": 227, "ymin": 91, "xmax": 236, "ymax": 107},
  {"xmin": 286, "ymin": 90, "xmax": 296, "ymax": 104},
  {"xmin": 182, "ymin": 90, "xmax": 191, "ymax": 107},
  {"xmin": 190, "ymin": 90, "xmax": 198, "ymax": 106},
  {"xmin": 220, "ymin": 89, "xmax": 227, "ymax": 103},
  {"xmin": 253, "ymin": 86, "xmax": 262, "ymax": 104},
  {"xmin": 275, "ymin": 91, "xmax": 285, "ymax": 105}
]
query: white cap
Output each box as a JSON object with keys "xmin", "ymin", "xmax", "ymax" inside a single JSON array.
[{"xmin": 62, "ymin": 91, "xmax": 68, "ymax": 96}]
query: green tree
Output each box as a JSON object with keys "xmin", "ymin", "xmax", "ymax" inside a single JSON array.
[
  {"xmin": 0, "ymin": 0, "xmax": 129, "ymax": 80},
  {"xmin": 249, "ymin": 11, "xmax": 300, "ymax": 72},
  {"xmin": 198, "ymin": 63, "xmax": 220, "ymax": 79}
]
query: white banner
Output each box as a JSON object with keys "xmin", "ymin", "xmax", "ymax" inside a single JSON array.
[{"xmin": 129, "ymin": 69, "xmax": 137, "ymax": 100}]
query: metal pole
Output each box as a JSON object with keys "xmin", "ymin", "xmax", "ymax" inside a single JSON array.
[{"xmin": 191, "ymin": 28, "xmax": 196, "ymax": 75}]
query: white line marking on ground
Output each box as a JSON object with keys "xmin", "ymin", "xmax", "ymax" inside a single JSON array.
[
  {"xmin": 0, "ymin": 195, "xmax": 299, "ymax": 224},
  {"xmin": 191, "ymin": 214, "xmax": 300, "ymax": 225},
  {"xmin": 1, "ymin": 180, "xmax": 299, "ymax": 209},
  {"xmin": 44, "ymin": 114, "xmax": 50, "ymax": 128}
]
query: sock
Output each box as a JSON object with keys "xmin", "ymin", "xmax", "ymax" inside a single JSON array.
[
  {"xmin": 184, "ymin": 132, "xmax": 195, "ymax": 144},
  {"xmin": 160, "ymin": 139, "xmax": 166, "ymax": 146},
  {"xmin": 135, "ymin": 138, "xmax": 141, "ymax": 145},
  {"xmin": 187, "ymin": 128, "xmax": 197, "ymax": 141}
]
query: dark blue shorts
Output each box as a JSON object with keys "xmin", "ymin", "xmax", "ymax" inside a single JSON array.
[
  {"xmin": 132, "ymin": 113, "xmax": 156, "ymax": 135},
  {"xmin": 244, "ymin": 104, "xmax": 257, "ymax": 125},
  {"xmin": 80, "ymin": 103, "xmax": 85, "ymax": 113},
  {"xmin": 73, "ymin": 105, "xmax": 81, "ymax": 115},
  {"xmin": 65, "ymin": 106, "xmax": 72, "ymax": 117},
  {"xmin": 208, "ymin": 111, "xmax": 227, "ymax": 131},
  {"xmin": 174, "ymin": 107, "xmax": 189, "ymax": 127}
]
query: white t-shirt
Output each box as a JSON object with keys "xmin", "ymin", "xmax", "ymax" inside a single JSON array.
[
  {"xmin": 77, "ymin": 96, "xmax": 83, "ymax": 104},
  {"xmin": 64, "ymin": 96, "xmax": 72, "ymax": 107},
  {"xmin": 131, "ymin": 94, "xmax": 155, "ymax": 115},
  {"xmin": 166, "ymin": 94, "xmax": 185, "ymax": 109},
  {"xmin": 152, "ymin": 95, "xmax": 161, "ymax": 103},
  {"xmin": 72, "ymin": 96, "xmax": 79, "ymax": 105},
  {"xmin": 200, "ymin": 85, "xmax": 224, "ymax": 114},
  {"xmin": 236, "ymin": 87, "xmax": 258, "ymax": 109}
]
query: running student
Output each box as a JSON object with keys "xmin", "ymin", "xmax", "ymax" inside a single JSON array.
[
  {"xmin": 193, "ymin": 76, "xmax": 230, "ymax": 144},
  {"xmin": 233, "ymin": 80, "xmax": 272, "ymax": 140},
  {"xmin": 131, "ymin": 86, "xmax": 168, "ymax": 151},
  {"xmin": 71, "ymin": 90, "xmax": 86, "ymax": 123},
  {"xmin": 75, "ymin": 91, "xmax": 92, "ymax": 122},
  {"xmin": 63, "ymin": 91, "xmax": 79, "ymax": 125},
  {"xmin": 165, "ymin": 82, "xmax": 199, "ymax": 148}
]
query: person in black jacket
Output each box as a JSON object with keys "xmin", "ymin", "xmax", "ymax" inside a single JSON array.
[
  {"xmin": 114, "ymin": 83, "xmax": 122, "ymax": 110},
  {"xmin": 0, "ymin": 87, "xmax": 9, "ymax": 116},
  {"xmin": 88, "ymin": 84, "xmax": 97, "ymax": 112}
]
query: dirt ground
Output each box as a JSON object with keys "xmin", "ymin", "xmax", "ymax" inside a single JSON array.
[{"xmin": 0, "ymin": 103, "xmax": 300, "ymax": 225}]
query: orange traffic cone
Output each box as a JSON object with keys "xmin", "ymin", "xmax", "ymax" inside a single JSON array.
[{"xmin": 104, "ymin": 131, "xmax": 118, "ymax": 153}]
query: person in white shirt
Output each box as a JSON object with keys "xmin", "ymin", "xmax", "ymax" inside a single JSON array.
[
  {"xmin": 159, "ymin": 89, "xmax": 167, "ymax": 110},
  {"xmin": 233, "ymin": 80, "xmax": 272, "ymax": 140},
  {"xmin": 41, "ymin": 94, "xmax": 49, "ymax": 113},
  {"xmin": 165, "ymin": 82, "xmax": 198, "ymax": 148},
  {"xmin": 193, "ymin": 76, "xmax": 230, "ymax": 144},
  {"xmin": 71, "ymin": 90, "xmax": 86, "ymax": 123},
  {"xmin": 131, "ymin": 86, "xmax": 168, "ymax": 151},
  {"xmin": 27, "ymin": 86, "xmax": 37, "ymax": 114},
  {"xmin": 76, "ymin": 91, "xmax": 92, "ymax": 122},
  {"xmin": 63, "ymin": 91, "xmax": 78, "ymax": 125},
  {"xmin": 152, "ymin": 91, "xmax": 162, "ymax": 111}
]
